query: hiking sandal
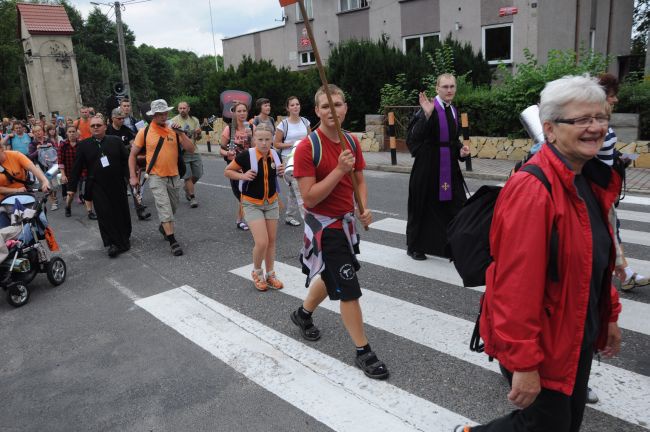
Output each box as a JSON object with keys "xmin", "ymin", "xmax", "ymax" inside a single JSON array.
[
  {"xmin": 170, "ymin": 241, "xmax": 183, "ymax": 256},
  {"xmin": 355, "ymin": 351, "xmax": 389, "ymax": 380},
  {"xmin": 290, "ymin": 310, "xmax": 320, "ymax": 341}
]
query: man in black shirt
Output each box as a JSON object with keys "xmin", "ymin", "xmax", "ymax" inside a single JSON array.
[{"xmin": 107, "ymin": 107, "xmax": 135, "ymax": 148}]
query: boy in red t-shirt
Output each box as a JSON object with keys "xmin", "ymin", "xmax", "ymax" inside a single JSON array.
[{"xmin": 291, "ymin": 84, "xmax": 388, "ymax": 380}]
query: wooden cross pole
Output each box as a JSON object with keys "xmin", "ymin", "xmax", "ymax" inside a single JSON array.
[{"xmin": 280, "ymin": 0, "xmax": 368, "ymax": 229}]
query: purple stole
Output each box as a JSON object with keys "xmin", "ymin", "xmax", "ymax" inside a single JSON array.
[{"xmin": 434, "ymin": 98, "xmax": 457, "ymax": 201}]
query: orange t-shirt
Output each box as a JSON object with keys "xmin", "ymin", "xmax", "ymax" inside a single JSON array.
[
  {"xmin": 134, "ymin": 122, "xmax": 179, "ymax": 177},
  {"xmin": 0, "ymin": 151, "xmax": 32, "ymax": 200},
  {"xmin": 75, "ymin": 118, "xmax": 91, "ymax": 140}
]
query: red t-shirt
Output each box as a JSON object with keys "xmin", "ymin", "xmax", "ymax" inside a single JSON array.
[{"xmin": 293, "ymin": 129, "xmax": 365, "ymax": 229}]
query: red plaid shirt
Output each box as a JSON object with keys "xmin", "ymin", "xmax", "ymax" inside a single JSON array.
[{"xmin": 57, "ymin": 140, "xmax": 86, "ymax": 177}]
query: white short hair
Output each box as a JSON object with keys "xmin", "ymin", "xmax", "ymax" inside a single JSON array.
[{"xmin": 539, "ymin": 74, "xmax": 607, "ymax": 123}]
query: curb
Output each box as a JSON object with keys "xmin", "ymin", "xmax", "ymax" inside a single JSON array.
[{"xmin": 364, "ymin": 163, "xmax": 509, "ymax": 182}]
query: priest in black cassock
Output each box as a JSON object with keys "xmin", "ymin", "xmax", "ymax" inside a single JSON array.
[
  {"xmin": 406, "ymin": 73, "xmax": 471, "ymax": 260},
  {"xmin": 69, "ymin": 115, "xmax": 132, "ymax": 257}
]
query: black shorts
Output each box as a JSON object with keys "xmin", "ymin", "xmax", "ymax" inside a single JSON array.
[{"xmin": 320, "ymin": 228, "xmax": 362, "ymax": 301}]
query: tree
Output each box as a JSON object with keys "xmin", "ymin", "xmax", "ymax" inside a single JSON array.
[
  {"xmin": 632, "ymin": 0, "xmax": 650, "ymax": 55},
  {"xmin": 0, "ymin": 0, "xmax": 27, "ymax": 117}
]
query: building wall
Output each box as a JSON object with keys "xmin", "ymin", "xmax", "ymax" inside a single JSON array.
[
  {"xmin": 223, "ymin": 33, "xmax": 256, "ymax": 69},
  {"xmin": 20, "ymin": 20, "xmax": 81, "ymax": 118},
  {"xmin": 222, "ymin": 0, "xmax": 633, "ymax": 75}
]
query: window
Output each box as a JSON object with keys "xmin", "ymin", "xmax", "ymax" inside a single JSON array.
[
  {"xmin": 295, "ymin": 0, "xmax": 313, "ymax": 21},
  {"xmin": 339, "ymin": 0, "xmax": 368, "ymax": 13},
  {"xmin": 300, "ymin": 51, "xmax": 316, "ymax": 66},
  {"xmin": 402, "ymin": 33, "xmax": 440, "ymax": 54},
  {"xmin": 482, "ymin": 24, "xmax": 512, "ymax": 64}
]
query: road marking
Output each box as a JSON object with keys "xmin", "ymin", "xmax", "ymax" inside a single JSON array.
[
  {"xmin": 231, "ymin": 263, "xmax": 650, "ymax": 429},
  {"xmin": 620, "ymin": 195, "xmax": 650, "ymax": 206},
  {"xmin": 197, "ymin": 181, "xmax": 230, "ymax": 190},
  {"xmin": 364, "ymin": 221, "xmax": 650, "ymax": 336},
  {"xmin": 617, "ymin": 209, "xmax": 650, "ymax": 224},
  {"xmin": 136, "ymin": 286, "xmax": 473, "ymax": 432},
  {"xmin": 106, "ymin": 277, "xmax": 141, "ymax": 301},
  {"xmin": 620, "ymin": 229, "xmax": 650, "ymax": 247}
]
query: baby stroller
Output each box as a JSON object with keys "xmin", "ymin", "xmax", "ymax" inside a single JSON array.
[{"xmin": 0, "ymin": 189, "xmax": 67, "ymax": 307}]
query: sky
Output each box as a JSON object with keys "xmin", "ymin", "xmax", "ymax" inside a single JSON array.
[{"xmin": 70, "ymin": 0, "xmax": 286, "ymax": 56}]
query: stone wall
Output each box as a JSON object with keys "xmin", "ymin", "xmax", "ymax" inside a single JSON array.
[{"xmin": 469, "ymin": 136, "xmax": 650, "ymax": 168}]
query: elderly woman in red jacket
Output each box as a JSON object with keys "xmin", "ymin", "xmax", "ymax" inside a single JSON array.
[{"xmin": 457, "ymin": 75, "xmax": 623, "ymax": 432}]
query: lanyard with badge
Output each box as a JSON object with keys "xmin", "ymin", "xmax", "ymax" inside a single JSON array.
[{"xmin": 95, "ymin": 139, "xmax": 110, "ymax": 168}]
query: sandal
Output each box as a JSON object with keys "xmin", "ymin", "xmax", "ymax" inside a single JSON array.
[
  {"xmin": 622, "ymin": 272, "xmax": 649, "ymax": 291},
  {"xmin": 237, "ymin": 221, "xmax": 249, "ymax": 231},
  {"xmin": 355, "ymin": 351, "xmax": 389, "ymax": 380},
  {"xmin": 170, "ymin": 241, "xmax": 183, "ymax": 256},
  {"xmin": 290, "ymin": 310, "xmax": 320, "ymax": 341}
]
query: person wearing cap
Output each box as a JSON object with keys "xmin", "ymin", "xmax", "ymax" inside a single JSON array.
[
  {"xmin": 128, "ymin": 99, "xmax": 195, "ymax": 256},
  {"xmin": 170, "ymin": 101, "xmax": 203, "ymax": 209}
]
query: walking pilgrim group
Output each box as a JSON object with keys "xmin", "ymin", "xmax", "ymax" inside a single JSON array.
[{"xmin": 3, "ymin": 71, "xmax": 647, "ymax": 431}]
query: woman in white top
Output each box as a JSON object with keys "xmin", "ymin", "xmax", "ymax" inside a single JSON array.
[{"xmin": 274, "ymin": 96, "xmax": 311, "ymax": 226}]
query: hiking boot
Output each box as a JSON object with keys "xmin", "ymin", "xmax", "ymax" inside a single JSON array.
[
  {"xmin": 265, "ymin": 271, "xmax": 284, "ymax": 290},
  {"xmin": 622, "ymin": 272, "xmax": 649, "ymax": 291},
  {"xmin": 290, "ymin": 308, "xmax": 320, "ymax": 341},
  {"xmin": 189, "ymin": 197, "xmax": 198, "ymax": 208},
  {"xmin": 252, "ymin": 269, "xmax": 267, "ymax": 291}
]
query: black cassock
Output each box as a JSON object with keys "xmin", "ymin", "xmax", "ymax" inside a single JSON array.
[
  {"xmin": 406, "ymin": 103, "xmax": 467, "ymax": 258},
  {"xmin": 69, "ymin": 135, "xmax": 131, "ymax": 250}
]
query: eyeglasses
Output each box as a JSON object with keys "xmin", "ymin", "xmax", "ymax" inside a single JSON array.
[{"xmin": 554, "ymin": 115, "xmax": 609, "ymax": 127}]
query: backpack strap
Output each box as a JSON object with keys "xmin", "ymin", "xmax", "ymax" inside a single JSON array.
[
  {"xmin": 0, "ymin": 164, "xmax": 29, "ymax": 185},
  {"xmin": 301, "ymin": 116, "xmax": 310, "ymax": 131},
  {"xmin": 519, "ymin": 164, "xmax": 559, "ymax": 282},
  {"xmin": 281, "ymin": 118, "xmax": 289, "ymax": 142},
  {"xmin": 239, "ymin": 148, "xmax": 258, "ymax": 192},
  {"xmin": 307, "ymin": 131, "xmax": 322, "ymax": 167},
  {"xmin": 341, "ymin": 131, "xmax": 357, "ymax": 154}
]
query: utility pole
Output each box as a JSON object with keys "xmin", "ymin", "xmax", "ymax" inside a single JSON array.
[
  {"xmin": 208, "ymin": 0, "xmax": 219, "ymax": 72},
  {"xmin": 114, "ymin": 2, "xmax": 131, "ymax": 99}
]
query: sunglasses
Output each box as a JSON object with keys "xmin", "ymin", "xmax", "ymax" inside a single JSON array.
[{"xmin": 90, "ymin": 124, "xmax": 104, "ymax": 128}]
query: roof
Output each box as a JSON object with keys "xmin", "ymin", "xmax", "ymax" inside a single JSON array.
[
  {"xmin": 16, "ymin": 3, "xmax": 74, "ymax": 36},
  {"xmin": 222, "ymin": 24, "xmax": 285, "ymax": 41}
]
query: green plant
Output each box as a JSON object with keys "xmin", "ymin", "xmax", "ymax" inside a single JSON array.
[{"xmin": 379, "ymin": 74, "xmax": 418, "ymax": 113}]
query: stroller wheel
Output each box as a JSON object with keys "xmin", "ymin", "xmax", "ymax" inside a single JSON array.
[
  {"xmin": 6, "ymin": 283, "xmax": 29, "ymax": 307},
  {"xmin": 46, "ymin": 257, "xmax": 67, "ymax": 286}
]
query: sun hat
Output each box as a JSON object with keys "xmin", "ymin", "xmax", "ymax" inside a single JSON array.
[{"xmin": 146, "ymin": 99, "xmax": 174, "ymax": 116}]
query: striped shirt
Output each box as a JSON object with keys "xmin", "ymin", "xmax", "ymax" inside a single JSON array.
[{"xmin": 598, "ymin": 127, "xmax": 616, "ymax": 166}]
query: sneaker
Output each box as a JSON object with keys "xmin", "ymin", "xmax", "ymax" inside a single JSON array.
[
  {"xmin": 587, "ymin": 387, "xmax": 599, "ymax": 404},
  {"xmin": 622, "ymin": 272, "xmax": 649, "ymax": 291},
  {"xmin": 87, "ymin": 211, "xmax": 97, "ymax": 220},
  {"xmin": 50, "ymin": 203, "xmax": 58, "ymax": 211},
  {"xmin": 285, "ymin": 217, "xmax": 301, "ymax": 227},
  {"xmin": 265, "ymin": 271, "xmax": 284, "ymax": 290},
  {"xmin": 189, "ymin": 197, "xmax": 198, "ymax": 208},
  {"xmin": 65, "ymin": 206, "xmax": 71, "ymax": 217},
  {"xmin": 252, "ymin": 269, "xmax": 268, "ymax": 291}
]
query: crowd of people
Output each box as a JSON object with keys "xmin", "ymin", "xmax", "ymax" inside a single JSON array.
[{"xmin": 1, "ymin": 73, "xmax": 647, "ymax": 431}]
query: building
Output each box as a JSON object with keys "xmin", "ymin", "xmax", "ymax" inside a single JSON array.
[
  {"xmin": 16, "ymin": 3, "xmax": 82, "ymax": 118},
  {"xmin": 222, "ymin": 0, "xmax": 633, "ymax": 75}
]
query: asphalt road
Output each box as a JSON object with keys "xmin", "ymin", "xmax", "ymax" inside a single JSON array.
[{"xmin": 1, "ymin": 156, "xmax": 648, "ymax": 432}]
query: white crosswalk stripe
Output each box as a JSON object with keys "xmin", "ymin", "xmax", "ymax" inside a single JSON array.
[
  {"xmin": 229, "ymin": 262, "xmax": 650, "ymax": 429},
  {"xmin": 136, "ymin": 286, "xmax": 474, "ymax": 432},
  {"xmin": 367, "ymin": 218, "xmax": 650, "ymax": 337},
  {"xmin": 616, "ymin": 209, "xmax": 650, "ymax": 224}
]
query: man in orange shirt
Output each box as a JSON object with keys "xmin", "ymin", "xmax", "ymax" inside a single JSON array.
[
  {"xmin": 128, "ymin": 99, "xmax": 194, "ymax": 256},
  {"xmin": 74, "ymin": 107, "xmax": 92, "ymax": 141}
]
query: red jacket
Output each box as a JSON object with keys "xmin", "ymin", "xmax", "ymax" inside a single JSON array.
[{"xmin": 479, "ymin": 144, "xmax": 622, "ymax": 396}]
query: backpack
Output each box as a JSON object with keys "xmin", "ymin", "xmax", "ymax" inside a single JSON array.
[
  {"xmin": 280, "ymin": 117, "xmax": 310, "ymax": 142},
  {"xmin": 305, "ymin": 130, "xmax": 357, "ymax": 168},
  {"xmin": 239, "ymin": 147, "xmax": 282, "ymax": 193},
  {"xmin": 37, "ymin": 144, "xmax": 58, "ymax": 171},
  {"xmin": 446, "ymin": 164, "xmax": 559, "ymax": 288}
]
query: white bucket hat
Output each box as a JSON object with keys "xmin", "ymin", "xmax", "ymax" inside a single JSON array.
[{"xmin": 146, "ymin": 99, "xmax": 174, "ymax": 116}]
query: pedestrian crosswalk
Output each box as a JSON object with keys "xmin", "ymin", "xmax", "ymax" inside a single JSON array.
[{"xmin": 136, "ymin": 193, "xmax": 650, "ymax": 431}]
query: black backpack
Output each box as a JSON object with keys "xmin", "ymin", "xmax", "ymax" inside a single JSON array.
[{"xmin": 446, "ymin": 164, "xmax": 559, "ymax": 287}]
